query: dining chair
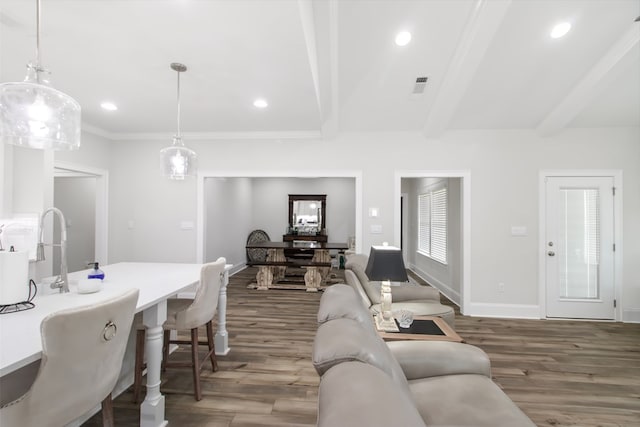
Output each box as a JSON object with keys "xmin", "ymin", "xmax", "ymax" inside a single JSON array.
[
  {"xmin": 0, "ymin": 288, "xmax": 139, "ymax": 427},
  {"xmin": 133, "ymin": 257, "xmax": 226, "ymax": 402}
]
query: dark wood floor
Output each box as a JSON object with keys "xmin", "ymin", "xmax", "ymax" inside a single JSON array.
[{"xmin": 85, "ymin": 267, "xmax": 640, "ymax": 426}]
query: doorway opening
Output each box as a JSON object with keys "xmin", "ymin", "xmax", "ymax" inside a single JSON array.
[
  {"xmin": 53, "ymin": 162, "xmax": 109, "ymax": 273},
  {"xmin": 395, "ymin": 171, "xmax": 470, "ymax": 314}
]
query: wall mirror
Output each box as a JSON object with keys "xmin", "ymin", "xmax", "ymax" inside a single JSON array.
[{"xmin": 288, "ymin": 194, "xmax": 326, "ymax": 235}]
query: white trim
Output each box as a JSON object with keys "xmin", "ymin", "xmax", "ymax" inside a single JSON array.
[
  {"xmin": 196, "ymin": 169, "xmax": 363, "ymax": 263},
  {"xmin": 113, "ymin": 130, "xmax": 323, "ymax": 142},
  {"xmin": 53, "ymin": 161, "xmax": 109, "ymax": 266},
  {"xmin": 81, "ymin": 122, "xmax": 324, "ymax": 142},
  {"xmin": 622, "ymin": 308, "xmax": 640, "ymax": 323},
  {"xmin": 394, "ymin": 170, "xmax": 471, "ymax": 315},
  {"xmin": 465, "ymin": 302, "xmax": 541, "ymax": 319},
  {"xmin": 409, "ymin": 263, "xmax": 461, "ymax": 307},
  {"xmin": 538, "ymin": 170, "xmax": 623, "ymax": 321},
  {"xmin": 401, "ymin": 192, "xmax": 408, "ymax": 264}
]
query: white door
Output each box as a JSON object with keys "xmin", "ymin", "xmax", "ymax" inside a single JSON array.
[{"xmin": 545, "ymin": 177, "xmax": 615, "ymax": 319}]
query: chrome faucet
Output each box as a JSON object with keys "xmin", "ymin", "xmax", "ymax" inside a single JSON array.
[{"xmin": 36, "ymin": 207, "xmax": 69, "ymax": 293}]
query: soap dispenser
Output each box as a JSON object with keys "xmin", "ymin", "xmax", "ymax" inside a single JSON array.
[{"xmin": 88, "ymin": 262, "xmax": 105, "ymax": 280}]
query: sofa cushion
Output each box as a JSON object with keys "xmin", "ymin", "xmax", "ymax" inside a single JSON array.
[
  {"xmin": 312, "ymin": 318, "xmax": 413, "ymax": 401},
  {"xmin": 409, "ymin": 374, "xmax": 536, "ymax": 427},
  {"xmin": 317, "ymin": 284, "xmax": 374, "ymax": 332},
  {"xmin": 318, "ymin": 362, "xmax": 426, "ymax": 427},
  {"xmin": 387, "ymin": 340, "xmax": 491, "ymax": 380}
]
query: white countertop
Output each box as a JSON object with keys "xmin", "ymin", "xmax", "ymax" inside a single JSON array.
[{"xmin": 0, "ymin": 262, "xmax": 202, "ymax": 377}]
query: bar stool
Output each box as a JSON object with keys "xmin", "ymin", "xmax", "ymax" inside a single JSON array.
[
  {"xmin": 133, "ymin": 257, "xmax": 226, "ymax": 402},
  {"xmin": 0, "ymin": 289, "xmax": 139, "ymax": 427}
]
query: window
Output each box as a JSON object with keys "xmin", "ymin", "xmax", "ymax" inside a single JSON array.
[{"xmin": 418, "ymin": 186, "xmax": 447, "ymax": 264}]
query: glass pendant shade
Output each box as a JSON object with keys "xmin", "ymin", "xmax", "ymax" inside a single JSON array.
[
  {"xmin": 0, "ymin": 65, "xmax": 81, "ymax": 150},
  {"xmin": 160, "ymin": 136, "xmax": 197, "ymax": 180},
  {"xmin": 1, "ymin": 0, "xmax": 82, "ymax": 151},
  {"xmin": 160, "ymin": 62, "xmax": 196, "ymax": 179}
]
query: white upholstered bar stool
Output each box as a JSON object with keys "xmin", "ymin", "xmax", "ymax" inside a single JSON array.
[
  {"xmin": 0, "ymin": 289, "xmax": 139, "ymax": 427},
  {"xmin": 133, "ymin": 257, "xmax": 226, "ymax": 402}
]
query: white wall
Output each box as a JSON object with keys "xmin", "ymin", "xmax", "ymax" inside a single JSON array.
[
  {"xmin": 8, "ymin": 127, "xmax": 638, "ymax": 320},
  {"xmin": 204, "ymin": 177, "xmax": 253, "ymax": 267},
  {"xmin": 203, "ymin": 176, "xmax": 355, "ymax": 268},
  {"xmin": 250, "ymin": 177, "xmax": 355, "ymax": 243},
  {"xmin": 53, "ymin": 177, "xmax": 96, "ymax": 273}
]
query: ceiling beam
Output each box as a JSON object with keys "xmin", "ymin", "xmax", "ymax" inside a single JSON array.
[
  {"xmin": 536, "ymin": 21, "xmax": 640, "ymax": 136},
  {"xmin": 298, "ymin": 0, "xmax": 322, "ymax": 115},
  {"xmin": 423, "ymin": 0, "xmax": 512, "ymax": 138},
  {"xmin": 298, "ymin": 0, "xmax": 338, "ymax": 138},
  {"xmin": 322, "ymin": 0, "xmax": 339, "ymax": 138}
]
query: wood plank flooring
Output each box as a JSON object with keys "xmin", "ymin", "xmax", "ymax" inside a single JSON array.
[{"xmin": 84, "ymin": 268, "xmax": 640, "ymax": 427}]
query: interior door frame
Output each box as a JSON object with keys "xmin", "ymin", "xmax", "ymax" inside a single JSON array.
[
  {"xmin": 196, "ymin": 169, "xmax": 363, "ymax": 264},
  {"xmin": 394, "ymin": 170, "xmax": 471, "ymax": 314},
  {"xmin": 538, "ymin": 170, "xmax": 623, "ymax": 321},
  {"xmin": 54, "ymin": 161, "xmax": 109, "ymax": 266}
]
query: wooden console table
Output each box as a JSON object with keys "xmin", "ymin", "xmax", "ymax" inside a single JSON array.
[
  {"xmin": 246, "ymin": 241, "xmax": 348, "ymax": 291},
  {"xmin": 282, "ymin": 233, "xmax": 328, "ymax": 243}
]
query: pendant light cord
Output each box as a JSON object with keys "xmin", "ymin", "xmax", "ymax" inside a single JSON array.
[
  {"xmin": 35, "ymin": 0, "xmax": 42, "ymax": 83},
  {"xmin": 176, "ymin": 69, "xmax": 181, "ymax": 139}
]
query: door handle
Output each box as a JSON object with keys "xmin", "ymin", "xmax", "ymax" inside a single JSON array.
[{"xmin": 548, "ymin": 251, "xmax": 555, "ymax": 256}]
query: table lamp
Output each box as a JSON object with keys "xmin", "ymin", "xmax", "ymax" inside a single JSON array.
[{"xmin": 365, "ymin": 244, "xmax": 408, "ymax": 331}]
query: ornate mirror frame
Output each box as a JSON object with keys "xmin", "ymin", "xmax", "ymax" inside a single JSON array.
[{"xmin": 288, "ymin": 194, "xmax": 327, "ymax": 232}]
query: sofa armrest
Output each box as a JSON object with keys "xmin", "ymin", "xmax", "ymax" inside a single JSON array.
[
  {"xmin": 386, "ymin": 341, "xmax": 491, "ymax": 380},
  {"xmin": 390, "ymin": 284, "xmax": 440, "ymax": 302}
]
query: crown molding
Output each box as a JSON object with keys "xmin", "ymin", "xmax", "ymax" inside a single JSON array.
[{"xmin": 79, "ymin": 126, "xmax": 323, "ymax": 142}]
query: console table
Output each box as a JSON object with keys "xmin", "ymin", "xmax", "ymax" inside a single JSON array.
[
  {"xmin": 282, "ymin": 233, "xmax": 328, "ymax": 243},
  {"xmin": 246, "ymin": 241, "xmax": 348, "ymax": 291}
]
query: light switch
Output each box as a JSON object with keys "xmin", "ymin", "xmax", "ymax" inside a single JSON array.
[
  {"xmin": 127, "ymin": 220, "xmax": 135, "ymax": 230},
  {"xmin": 180, "ymin": 221, "xmax": 195, "ymax": 230},
  {"xmin": 511, "ymin": 226, "xmax": 527, "ymax": 236},
  {"xmin": 370, "ymin": 224, "xmax": 382, "ymax": 234},
  {"xmin": 369, "ymin": 207, "xmax": 379, "ymax": 218}
]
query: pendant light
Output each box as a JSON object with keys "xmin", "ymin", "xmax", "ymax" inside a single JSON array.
[
  {"xmin": 160, "ymin": 63, "xmax": 197, "ymax": 180},
  {"xmin": 0, "ymin": 0, "xmax": 81, "ymax": 150}
]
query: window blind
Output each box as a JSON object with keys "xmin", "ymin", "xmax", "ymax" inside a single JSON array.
[{"xmin": 417, "ymin": 187, "xmax": 447, "ymax": 264}]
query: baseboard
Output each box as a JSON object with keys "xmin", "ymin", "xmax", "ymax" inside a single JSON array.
[
  {"xmin": 622, "ymin": 308, "xmax": 640, "ymax": 323},
  {"xmin": 465, "ymin": 302, "xmax": 541, "ymax": 319},
  {"xmin": 408, "ymin": 264, "xmax": 461, "ymax": 307}
]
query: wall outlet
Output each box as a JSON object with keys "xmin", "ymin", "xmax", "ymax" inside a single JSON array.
[
  {"xmin": 370, "ymin": 224, "xmax": 382, "ymax": 234},
  {"xmin": 498, "ymin": 282, "xmax": 505, "ymax": 293}
]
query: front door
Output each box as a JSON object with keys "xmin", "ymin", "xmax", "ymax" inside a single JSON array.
[{"xmin": 545, "ymin": 176, "xmax": 615, "ymax": 320}]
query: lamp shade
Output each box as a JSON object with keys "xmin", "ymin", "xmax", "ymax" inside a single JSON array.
[
  {"xmin": 160, "ymin": 136, "xmax": 197, "ymax": 180},
  {"xmin": 0, "ymin": 72, "xmax": 81, "ymax": 150},
  {"xmin": 365, "ymin": 245, "xmax": 408, "ymax": 282}
]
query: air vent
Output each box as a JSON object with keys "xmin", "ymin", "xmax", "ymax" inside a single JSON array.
[{"xmin": 412, "ymin": 77, "xmax": 428, "ymax": 94}]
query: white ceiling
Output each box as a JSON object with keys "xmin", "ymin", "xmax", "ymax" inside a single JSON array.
[{"xmin": 1, "ymin": 0, "xmax": 638, "ymax": 140}]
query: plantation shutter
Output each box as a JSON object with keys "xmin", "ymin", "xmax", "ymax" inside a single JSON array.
[
  {"xmin": 431, "ymin": 188, "xmax": 447, "ymax": 264},
  {"xmin": 417, "ymin": 186, "xmax": 448, "ymax": 264},
  {"xmin": 418, "ymin": 193, "xmax": 430, "ymax": 254}
]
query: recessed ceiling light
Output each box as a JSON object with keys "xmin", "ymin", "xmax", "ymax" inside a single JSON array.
[
  {"xmin": 395, "ymin": 31, "xmax": 412, "ymax": 46},
  {"xmin": 100, "ymin": 101, "xmax": 118, "ymax": 111},
  {"xmin": 550, "ymin": 22, "xmax": 571, "ymax": 39},
  {"xmin": 253, "ymin": 99, "xmax": 268, "ymax": 108}
]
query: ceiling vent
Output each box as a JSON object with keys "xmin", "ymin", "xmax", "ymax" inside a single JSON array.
[{"xmin": 412, "ymin": 77, "xmax": 428, "ymax": 94}]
